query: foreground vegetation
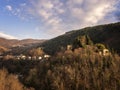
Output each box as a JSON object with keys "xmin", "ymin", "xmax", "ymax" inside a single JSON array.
[
  {"xmin": 0, "ymin": 47, "xmax": 120, "ymax": 90},
  {"xmin": 0, "ymin": 35, "xmax": 120, "ymax": 90},
  {"xmin": 0, "ymin": 68, "xmax": 34, "ymax": 90}
]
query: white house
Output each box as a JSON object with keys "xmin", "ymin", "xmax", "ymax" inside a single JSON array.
[
  {"xmin": 44, "ymin": 55, "xmax": 51, "ymax": 58},
  {"xmin": 99, "ymin": 49, "xmax": 110, "ymax": 56}
]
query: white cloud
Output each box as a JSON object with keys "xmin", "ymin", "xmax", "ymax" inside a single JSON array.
[
  {"xmin": 10, "ymin": 0, "xmax": 118, "ymax": 38},
  {"xmin": 84, "ymin": 3, "xmax": 115, "ymax": 24},
  {"xmin": 20, "ymin": 3, "xmax": 26, "ymax": 7},
  {"xmin": 38, "ymin": 9, "xmax": 52, "ymax": 20},
  {"xmin": 6, "ymin": 5, "xmax": 12, "ymax": 11},
  {"xmin": 27, "ymin": 0, "xmax": 65, "ymax": 36},
  {"xmin": 42, "ymin": 1, "xmax": 53, "ymax": 9},
  {"xmin": 5, "ymin": 3, "xmax": 30, "ymax": 21},
  {"xmin": 0, "ymin": 32, "xmax": 17, "ymax": 39},
  {"xmin": 67, "ymin": 0, "xmax": 117, "ymax": 26}
]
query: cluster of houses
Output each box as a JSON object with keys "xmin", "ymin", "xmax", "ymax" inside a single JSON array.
[
  {"xmin": 0, "ymin": 54, "xmax": 51, "ymax": 60},
  {"xmin": 15, "ymin": 54, "xmax": 51, "ymax": 60},
  {"xmin": 98, "ymin": 48, "xmax": 110, "ymax": 56}
]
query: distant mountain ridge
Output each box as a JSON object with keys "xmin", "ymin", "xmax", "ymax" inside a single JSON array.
[
  {"xmin": 0, "ymin": 38, "xmax": 46, "ymax": 55},
  {"xmin": 0, "ymin": 38, "xmax": 45, "ymax": 48}
]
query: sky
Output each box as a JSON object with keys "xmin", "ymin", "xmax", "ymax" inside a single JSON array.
[{"xmin": 0, "ymin": 0, "xmax": 120, "ymax": 39}]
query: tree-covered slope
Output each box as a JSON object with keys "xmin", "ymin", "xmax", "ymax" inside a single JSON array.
[{"xmin": 41, "ymin": 22, "xmax": 120, "ymax": 55}]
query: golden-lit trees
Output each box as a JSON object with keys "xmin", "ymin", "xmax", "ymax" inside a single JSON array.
[
  {"xmin": 29, "ymin": 47, "xmax": 44, "ymax": 57},
  {"xmin": 0, "ymin": 42, "xmax": 120, "ymax": 90},
  {"xmin": 0, "ymin": 69, "xmax": 24, "ymax": 90},
  {"xmin": 2, "ymin": 55, "xmax": 15, "ymax": 60}
]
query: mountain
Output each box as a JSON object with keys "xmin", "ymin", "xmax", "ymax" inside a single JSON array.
[
  {"xmin": 41, "ymin": 22, "xmax": 120, "ymax": 55},
  {"xmin": 0, "ymin": 38, "xmax": 45, "ymax": 48},
  {"xmin": 0, "ymin": 38, "xmax": 46, "ymax": 55},
  {"xmin": 0, "ymin": 38, "xmax": 18, "ymax": 48}
]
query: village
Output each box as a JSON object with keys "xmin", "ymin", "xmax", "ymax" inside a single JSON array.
[
  {"xmin": 0, "ymin": 47, "xmax": 51, "ymax": 60},
  {"xmin": 0, "ymin": 54, "xmax": 51, "ymax": 60}
]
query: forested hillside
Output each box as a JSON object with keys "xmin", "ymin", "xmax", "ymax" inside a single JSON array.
[{"xmin": 41, "ymin": 22, "xmax": 120, "ymax": 55}]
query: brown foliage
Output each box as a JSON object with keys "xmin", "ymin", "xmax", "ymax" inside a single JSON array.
[
  {"xmin": 0, "ymin": 68, "xmax": 34, "ymax": 90},
  {"xmin": 29, "ymin": 48, "xmax": 44, "ymax": 56},
  {"xmin": 0, "ymin": 47, "xmax": 120, "ymax": 90},
  {"xmin": 23, "ymin": 48, "xmax": 120, "ymax": 90}
]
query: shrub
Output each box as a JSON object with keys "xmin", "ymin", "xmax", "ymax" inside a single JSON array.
[
  {"xmin": 0, "ymin": 68, "xmax": 34, "ymax": 90},
  {"xmin": 95, "ymin": 43, "xmax": 106, "ymax": 50}
]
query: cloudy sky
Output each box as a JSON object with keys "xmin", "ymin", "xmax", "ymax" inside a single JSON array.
[{"xmin": 0, "ymin": 0, "xmax": 120, "ymax": 39}]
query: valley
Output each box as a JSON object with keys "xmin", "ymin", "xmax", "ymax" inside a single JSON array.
[{"xmin": 0, "ymin": 22, "xmax": 120, "ymax": 90}]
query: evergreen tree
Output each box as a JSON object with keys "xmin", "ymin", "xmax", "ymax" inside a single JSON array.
[
  {"xmin": 86, "ymin": 35, "xmax": 93, "ymax": 45},
  {"xmin": 73, "ymin": 36, "xmax": 86, "ymax": 49}
]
